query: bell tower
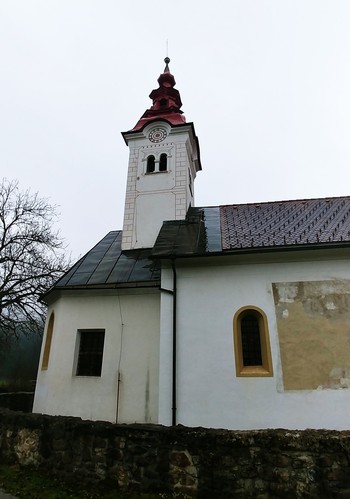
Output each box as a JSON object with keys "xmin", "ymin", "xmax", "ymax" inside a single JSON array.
[{"xmin": 121, "ymin": 58, "xmax": 202, "ymax": 251}]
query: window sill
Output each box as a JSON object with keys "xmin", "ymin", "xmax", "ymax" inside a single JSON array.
[
  {"xmin": 237, "ymin": 366, "xmax": 273, "ymax": 377},
  {"xmin": 145, "ymin": 171, "xmax": 169, "ymax": 175}
]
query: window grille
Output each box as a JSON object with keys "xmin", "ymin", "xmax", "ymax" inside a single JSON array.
[
  {"xmin": 76, "ymin": 330, "xmax": 105, "ymax": 376},
  {"xmin": 241, "ymin": 314, "xmax": 263, "ymax": 366}
]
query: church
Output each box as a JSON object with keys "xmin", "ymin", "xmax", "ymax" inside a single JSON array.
[{"xmin": 33, "ymin": 58, "xmax": 350, "ymax": 430}]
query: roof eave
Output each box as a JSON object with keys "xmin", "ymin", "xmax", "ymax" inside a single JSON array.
[
  {"xmin": 42, "ymin": 280, "xmax": 161, "ymax": 304},
  {"xmin": 151, "ymin": 241, "xmax": 350, "ymax": 260}
]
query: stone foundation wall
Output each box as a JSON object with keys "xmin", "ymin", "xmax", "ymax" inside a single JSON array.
[{"xmin": 1, "ymin": 410, "xmax": 350, "ymax": 498}]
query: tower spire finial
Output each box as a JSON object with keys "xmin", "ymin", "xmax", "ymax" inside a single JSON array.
[
  {"xmin": 129, "ymin": 56, "xmax": 186, "ymax": 131},
  {"xmin": 164, "ymin": 56, "xmax": 170, "ymax": 73}
]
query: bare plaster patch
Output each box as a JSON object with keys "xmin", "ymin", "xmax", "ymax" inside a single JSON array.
[
  {"xmin": 319, "ymin": 367, "xmax": 350, "ymax": 389},
  {"xmin": 275, "ymin": 283, "xmax": 299, "ymax": 303},
  {"xmin": 282, "ymin": 309, "xmax": 289, "ymax": 319},
  {"xmin": 273, "ymin": 280, "xmax": 350, "ymax": 391}
]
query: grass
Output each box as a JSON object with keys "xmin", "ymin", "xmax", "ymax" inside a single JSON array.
[{"xmin": 0, "ymin": 464, "xmax": 190, "ymax": 499}]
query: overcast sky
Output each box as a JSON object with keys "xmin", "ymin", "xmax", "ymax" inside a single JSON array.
[{"xmin": 1, "ymin": 1, "xmax": 350, "ymax": 259}]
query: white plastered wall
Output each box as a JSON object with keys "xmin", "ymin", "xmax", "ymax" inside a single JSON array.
[
  {"xmin": 158, "ymin": 253, "xmax": 350, "ymax": 430},
  {"xmin": 34, "ymin": 289, "xmax": 160, "ymax": 423}
]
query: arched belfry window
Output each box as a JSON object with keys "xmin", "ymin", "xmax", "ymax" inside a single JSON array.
[
  {"xmin": 233, "ymin": 306, "xmax": 273, "ymax": 377},
  {"xmin": 42, "ymin": 312, "xmax": 55, "ymax": 370},
  {"xmin": 146, "ymin": 155, "xmax": 155, "ymax": 173},
  {"xmin": 159, "ymin": 153, "xmax": 167, "ymax": 172}
]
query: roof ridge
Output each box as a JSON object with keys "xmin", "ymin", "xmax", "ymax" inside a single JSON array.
[{"xmin": 219, "ymin": 195, "xmax": 350, "ymax": 208}]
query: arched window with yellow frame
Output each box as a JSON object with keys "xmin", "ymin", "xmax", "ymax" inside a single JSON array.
[
  {"xmin": 233, "ymin": 306, "xmax": 273, "ymax": 377},
  {"xmin": 41, "ymin": 312, "xmax": 54, "ymax": 370}
]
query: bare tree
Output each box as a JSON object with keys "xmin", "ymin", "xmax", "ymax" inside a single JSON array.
[{"xmin": 0, "ymin": 179, "xmax": 68, "ymax": 344}]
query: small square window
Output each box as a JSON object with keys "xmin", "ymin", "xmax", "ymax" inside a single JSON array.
[{"xmin": 76, "ymin": 330, "xmax": 105, "ymax": 377}]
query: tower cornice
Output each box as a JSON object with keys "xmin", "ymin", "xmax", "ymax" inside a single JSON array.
[{"xmin": 122, "ymin": 121, "xmax": 202, "ymax": 172}]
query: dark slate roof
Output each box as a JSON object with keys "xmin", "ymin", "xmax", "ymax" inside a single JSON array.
[
  {"xmin": 152, "ymin": 196, "xmax": 350, "ymax": 257},
  {"xmin": 51, "ymin": 231, "xmax": 160, "ymax": 292}
]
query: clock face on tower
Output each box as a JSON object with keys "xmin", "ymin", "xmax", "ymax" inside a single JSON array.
[{"xmin": 148, "ymin": 127, "xmax": 167, "ymax": 143}]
